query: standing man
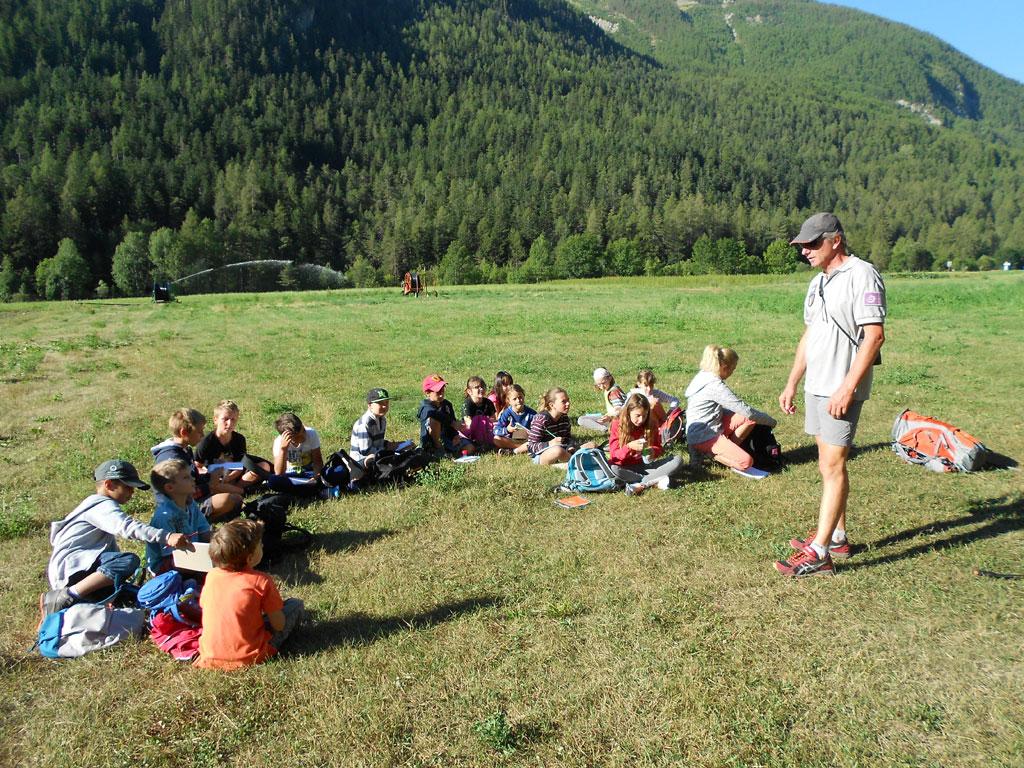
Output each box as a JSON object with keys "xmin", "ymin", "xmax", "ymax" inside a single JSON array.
[{"xmin": 775, "ymin": 213, "xmax": 886, "ymax": 577}]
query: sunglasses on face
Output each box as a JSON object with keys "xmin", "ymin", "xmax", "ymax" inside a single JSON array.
[{"xmin": 801, "ymin": 235, "xmax": 825, "ymax": 250}]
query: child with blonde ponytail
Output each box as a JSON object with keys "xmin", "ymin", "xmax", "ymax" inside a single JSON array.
[{"xmin": 684, "ymin": 345, "xmax": 777, "ymax": 479}]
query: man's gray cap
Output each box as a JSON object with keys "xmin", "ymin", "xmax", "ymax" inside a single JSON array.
[{"xmin": 790, "ymin": 212, "xmax": 843, "ymax": 244}]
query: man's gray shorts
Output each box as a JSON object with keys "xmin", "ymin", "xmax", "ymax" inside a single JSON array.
[{"xmin": 804, "ymin": 394, "xmax": 864, "ymax": 447}]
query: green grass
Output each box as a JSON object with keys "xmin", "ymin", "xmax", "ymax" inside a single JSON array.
[{"xmin": 1, "ymin": 273, "xmax": 1022, "ymax": 767}]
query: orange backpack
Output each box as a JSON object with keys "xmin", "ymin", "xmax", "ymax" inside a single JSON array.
[{"xmin": 891, "ymin": 409, "xmax": 988, "ymax": 473}]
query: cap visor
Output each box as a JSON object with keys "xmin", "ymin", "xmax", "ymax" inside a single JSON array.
[{"xmin": 124, "ymin": 480, "xmax": 150, "ymax": 489}]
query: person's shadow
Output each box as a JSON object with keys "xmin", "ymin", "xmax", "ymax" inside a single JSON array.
[
  {"xmin": 780, "ymin": 440, "xmax": 891, "ymax": 467},
  {"xmin": 844, "ymin": 494, "xmax": 1023, "ymax": 571},
  {"xmin": 270, "ymin": 528, "xmax": 399, "ymax": 586},
  {"xmin": 288, "ymin": 595, "xmax": 502, "ymax": 655}
]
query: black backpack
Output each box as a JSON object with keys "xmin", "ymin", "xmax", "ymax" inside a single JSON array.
[
  {"xmin": 370, "ymin": 448, "xmax": 432, "ymax": 485},
  {"xmin": 741, "ymin": 424, "xmax": 783, "ymax": 470},
  {"xmin": 243, "ymin": 494, "xmax": 313, "ymax": 564},
  {"xmin": 321, "ymin": 448, "xmax": 364, "ymax": 490}
]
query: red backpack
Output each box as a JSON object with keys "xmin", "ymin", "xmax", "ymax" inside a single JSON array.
[
  {"xmin": 891, "ymin": 409, "xmax": 988, "ymax": 473},
  {"xmin": 149, "ymin": 611, "xmax": 202, "ymax": 662},
  {"xmin": 659, "ymin": 407, "xmax": 685, "ymax": 449}
]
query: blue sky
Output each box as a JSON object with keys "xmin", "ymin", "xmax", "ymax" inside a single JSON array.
[{"xmin": 824, "ymin": 0, "xmax": 1024, "ymax": 84}]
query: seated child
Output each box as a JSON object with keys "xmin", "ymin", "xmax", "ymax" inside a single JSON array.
[
  {"xmin": 487, "ymin": 371, "xmax": 514, "ymax": 413},
  {"xmin": 195, "ymin": 518, "xmax": 304, "ymax": 670},
  {"xmin": 627, "ymin": 369, "xmax": 680, "ymax": 427},
  {"xmin": 146, "ymin": 458, "xmax": 212, "ymax": 577},
  {"xmin": 152, "ymin": 408, "xmax": 243, "ymax": 521},
  {"xmin": 608, "ymin": 394, "xmax": 686, "ymax": 495},
  {"xmin": 577, "ymin": 367, "xmax": 626, "ymax": 433},
  {"xmin": 41, "ymin": 459, "xmax": 194, "ymax": 619},
  {"xmin": 462, "ymin": 375, "xmax": 520, "ymax": 453},
  {"xmin": 685, "ymin": 344, "xmax": 778, "ymax": 479},
  {"xmin": 493, "ymin": 384, "xmax": 536, "ymax": 455},
  {"xmin": 350, "ymin": 387, "xmax": 406, "ymax": 468},
  {"xmin": 195, "ymin": 399, "xmax": 270, "ymax": 490},
  {"xmin": 418, "ymin": 374, "xmax": 474, "ymax": 457},
  {"xmin": 272, "ymin": 412, "xmax": 324, "ymax": 475},
  {"xmin": 527, "ymin": 387, "xmax": 596, "ymax": 465}
]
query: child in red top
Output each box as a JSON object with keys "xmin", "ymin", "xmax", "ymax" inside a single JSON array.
[
  {"xmin": 608, "ymin": 394, "xmax": 686, "ymax": 495},
  {"xmin": 195, "ymin": 519, "xmax": 304, "ymax": 670}
]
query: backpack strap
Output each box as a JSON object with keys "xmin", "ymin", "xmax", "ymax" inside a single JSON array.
[
  {"xmin": 168, "ymin": 594, "xmax": 200, "ymax": 626},
  {"xmin": 819, "ymin": 274, "xmax": 882, "ymax": 365},
  {"xmin": 167, "ymin": 581, "xmax": 200, "ymax": 627}
]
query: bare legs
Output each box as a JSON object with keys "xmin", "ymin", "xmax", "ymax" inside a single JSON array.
[{"xmin": 812, "ymin": 438, "xmax": 849, "ymax": 550}]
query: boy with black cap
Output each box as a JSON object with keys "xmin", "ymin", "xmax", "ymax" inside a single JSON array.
[
  {"xmin": 350, "ymin": 387, "xmax": 406, "ymax": 469},
  {"xmin": 41, "ymin": 459, "xmax": 195, "ymax": 619}
]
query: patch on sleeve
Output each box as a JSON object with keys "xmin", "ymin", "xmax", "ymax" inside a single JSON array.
[{"xmin": 863, "ymin": 292, "xmax": 883, "ymax": 306}]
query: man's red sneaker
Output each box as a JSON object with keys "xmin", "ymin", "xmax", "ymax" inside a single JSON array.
[
  {"xmin": 789, "ymin": 529, "xmax": 852, "ymax": 560},
  {"xmin": 774, "ymin": 544, "xmax": 835, "ymax": 578}
]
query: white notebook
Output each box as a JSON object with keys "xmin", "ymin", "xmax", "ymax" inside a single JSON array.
[
  {"xmin": 172, "ymin": 542, "xmax": 214, "ymax": 572},
  {"xmin": 207, "ymin": 462, "xmax": 245, "ymax": 473}
]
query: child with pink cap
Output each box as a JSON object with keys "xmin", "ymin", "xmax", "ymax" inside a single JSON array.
[{"xmin": 417, "ymin": 374, "xmax": 475, "ymax": 457}]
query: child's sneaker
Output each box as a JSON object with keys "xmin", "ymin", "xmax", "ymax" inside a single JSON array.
[
  {"xmin": 39, "ymin": 588, "xmax": 75, "ymax": 626},
  {"xmin": 774, "ymin": 544, "xmax": 834, "ymax": 578},
  {"xmin": 731, "ymin": 466, "xmax": 769, "ymax": 480},
  {"xmin": 624, "ymin": 483, "xmax": 645, "ymax": 496},
  {"xmin": 789, "ymin": 529, "xmax": 852, "ymax": 560},
  {"xmin": 496, "ymin": 448, "xmax": 514, "ymax": 457}
]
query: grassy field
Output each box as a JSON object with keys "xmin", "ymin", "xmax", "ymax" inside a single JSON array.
[{"xmin": 1, "ymin": 273, "xmax": 1022, "ymax": 767}]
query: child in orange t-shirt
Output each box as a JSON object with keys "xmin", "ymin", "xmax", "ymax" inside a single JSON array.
[{"xmin": 195, "ymin": 519, "xmax": 304, "ymax": 670}]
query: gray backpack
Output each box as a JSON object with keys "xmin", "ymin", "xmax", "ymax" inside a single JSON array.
[{"xmin": 35, "ymin": 604, "xmax": 145, "ymax": 658}]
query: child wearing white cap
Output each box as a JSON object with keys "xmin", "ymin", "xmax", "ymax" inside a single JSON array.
[{"xmin": 577, "ymin": 367, "xmax": 627, "ymax": 433}]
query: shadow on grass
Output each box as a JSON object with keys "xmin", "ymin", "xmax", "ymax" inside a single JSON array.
[
  {"xmin": 780, "ymin": 440, "xmax": 891, "ymax": 467},
  {"xmin": 984, "ymin": 451, "xmax": 1018, "ymax": 471},
  {"xmin": 289, "ymin": 595, "xmax": 502, "ymax": 655},
  {"xmin": 311, "ymin": 528, "xmax": 400, "ymax": 555},
  {"xmin": 269, "ymin": 528, "xmax": 399, "ymax": 586},
  {"xmin": 846, "ymin": 495, "xmax": 1023, "ymax": 571}
]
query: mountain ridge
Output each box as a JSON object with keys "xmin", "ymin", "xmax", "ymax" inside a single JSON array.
[{"xmin": 572, "ymin": 0, "xmax": 1024, "ymax": 138}]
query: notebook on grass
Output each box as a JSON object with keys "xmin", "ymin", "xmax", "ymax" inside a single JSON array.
[{"xmin": 554, "ymin": 495, "xmax": 590, "ymax": 509}]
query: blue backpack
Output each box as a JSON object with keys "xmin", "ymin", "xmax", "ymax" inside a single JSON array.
[
  {"xmin": 137, "ymin": 571, "xmax": 201, "ymax": 627},
  {"xmin": 560, "ymin": 448, "xmax": 622, "ymax": 493}
]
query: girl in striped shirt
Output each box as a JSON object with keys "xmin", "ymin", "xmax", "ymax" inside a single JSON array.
[{"xmin": 527, "ymin": 387, "xmax": 596, "ymax": 465}]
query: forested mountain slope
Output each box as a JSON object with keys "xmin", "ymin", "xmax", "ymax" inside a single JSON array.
[
  {"xmin": 1, "ymin": 0, "xmax": 1022, "ymax": 297},
  {"xmin": 573, "ymin": 0, "xmax": 1024, "ymax": 138}
]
